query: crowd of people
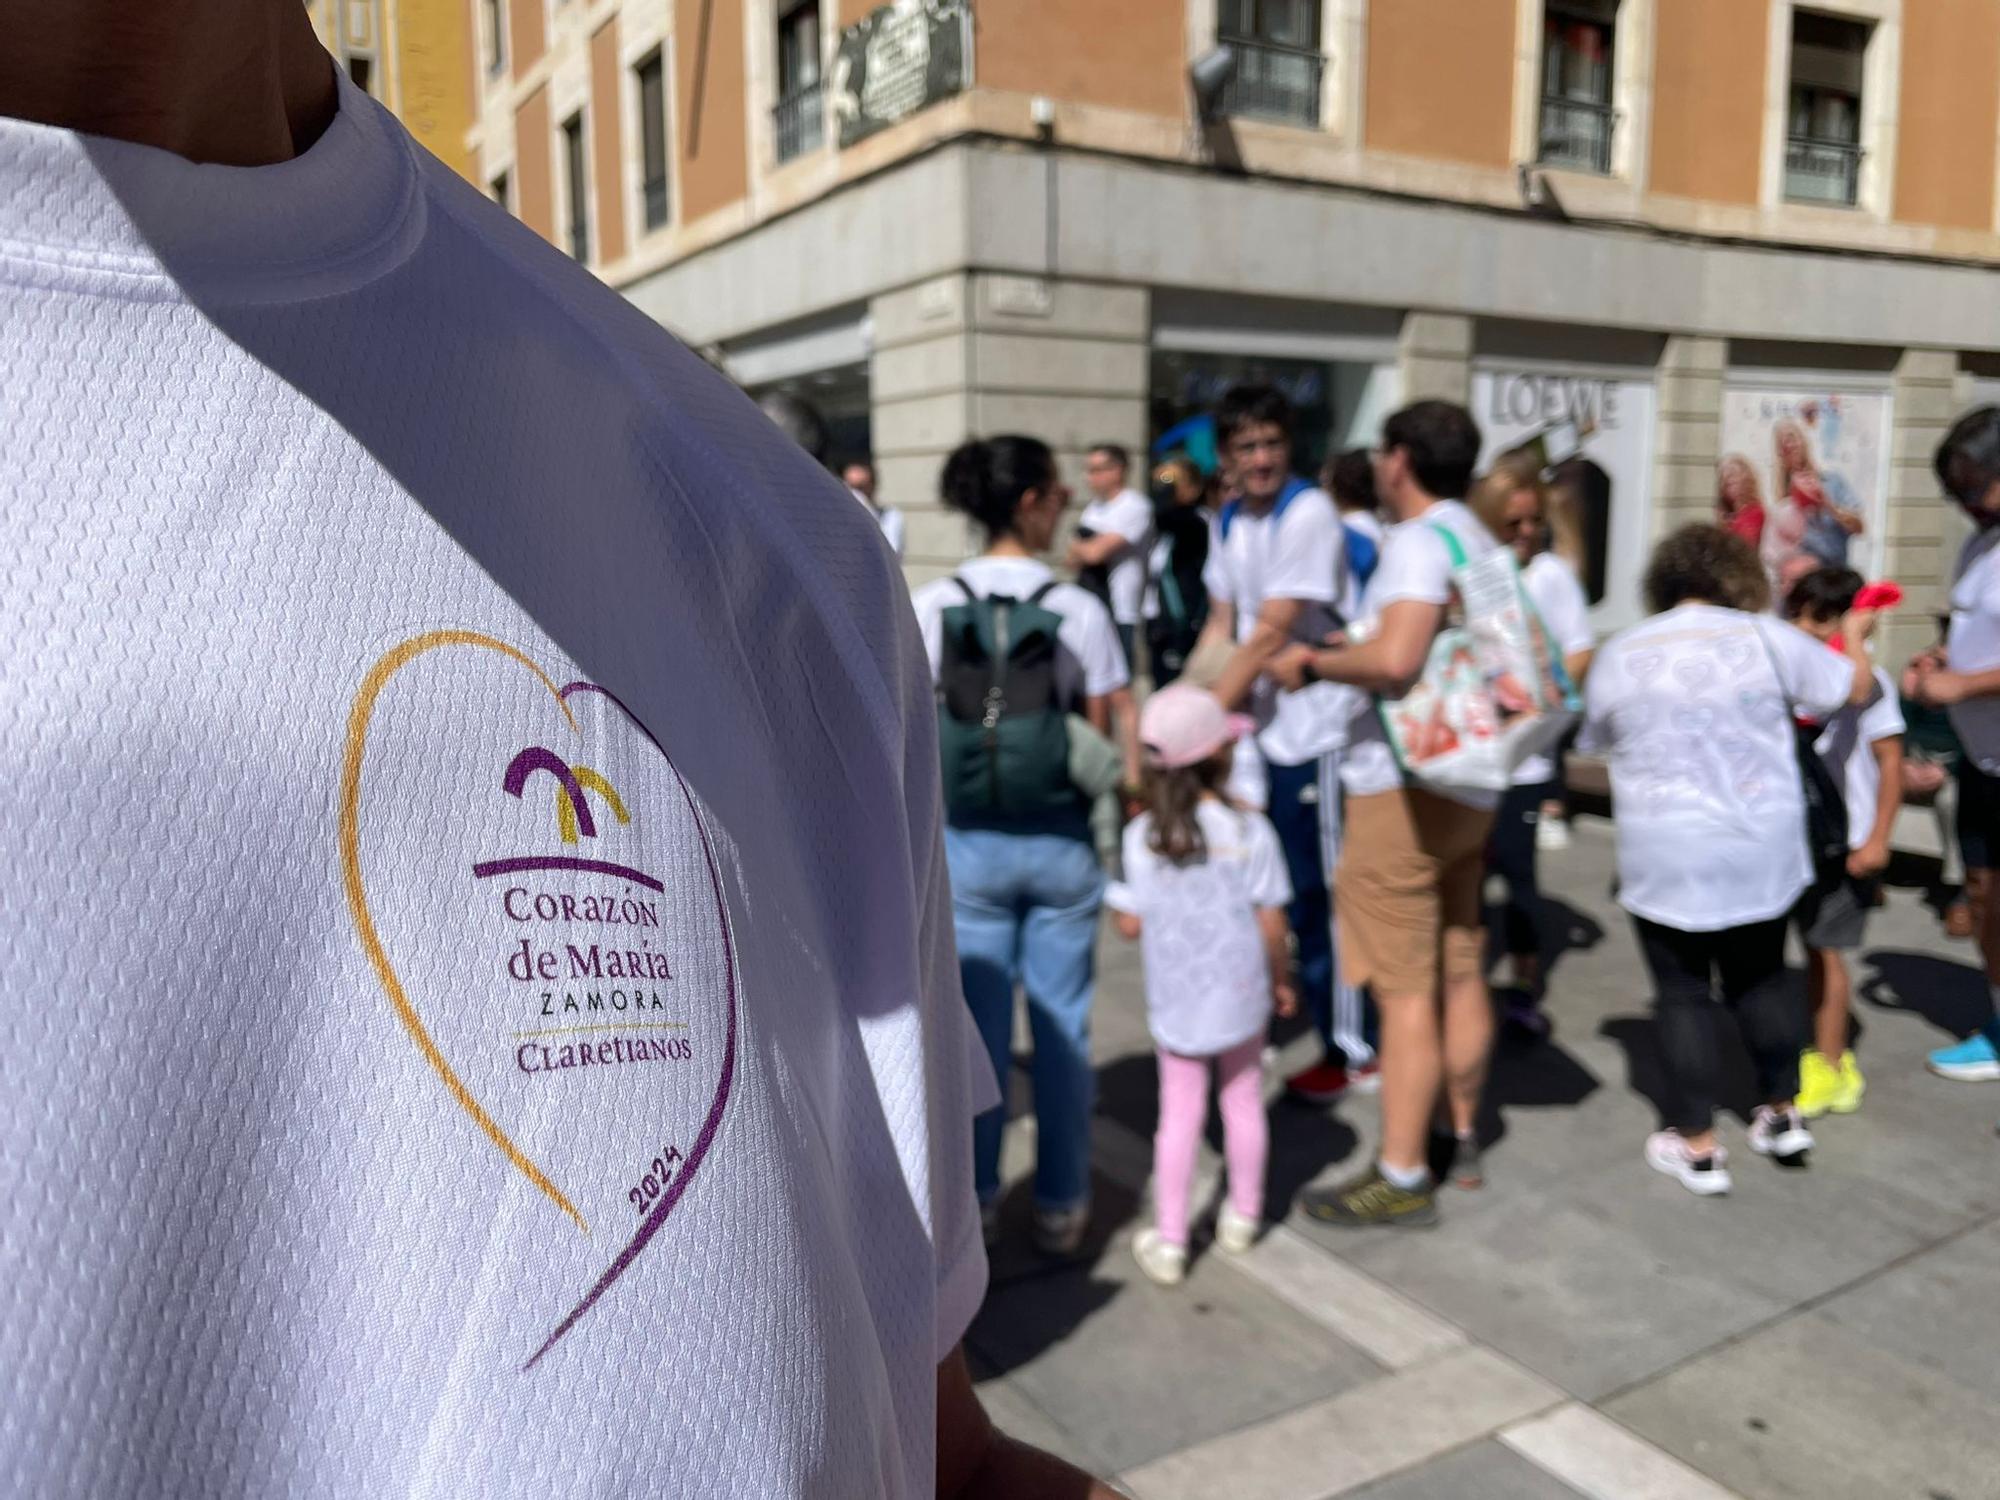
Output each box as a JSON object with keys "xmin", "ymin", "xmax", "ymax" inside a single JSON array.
[{"xmin": 908, "ymin": 388, "xmax": 2000, "ymax": 1278}]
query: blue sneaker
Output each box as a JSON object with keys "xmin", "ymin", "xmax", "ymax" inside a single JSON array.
[{"xmin": 1927, "ymin": 1033, "xmax": 2000, "ymax": 1082}]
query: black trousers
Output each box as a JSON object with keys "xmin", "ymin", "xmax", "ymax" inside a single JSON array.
[
  {"xmin": 1489, "ymin": 779, "xmax": 1553, "ymax": 961},
  {"xmin": 1633, "ymin": 916, "xmax": 1801, "ymax": 1133}
]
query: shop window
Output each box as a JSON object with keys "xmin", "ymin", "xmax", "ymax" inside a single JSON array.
[
  {"xmin": 774, "ymin": 0, "xmax": 825, "ymax": 164},
  {"xmin": 1786, "ymin": 11, "xmax": 1868, "ymax": 207},
  {"xmin": 1217, "ymin": 0, "xmax": 1324, "ymax": 129},
  {"xmin": 562, "ymin": 111, "xmax": 589, "ymax": 262},
  {"xmin": 484, "ymin": 0, "xmax": 505, "ymax": 75},
  {"xmin": 1538, "ymin": 1, "xmax": 1616, "ymax": 174},
  {"xmin": 635, "ymin": 49, "xmax": 671, "ymax": 232}
]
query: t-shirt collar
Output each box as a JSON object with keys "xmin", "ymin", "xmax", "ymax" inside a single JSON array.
[{"xmin": 0, "ymin": 69, "xmax": 423, "ymax": 305}]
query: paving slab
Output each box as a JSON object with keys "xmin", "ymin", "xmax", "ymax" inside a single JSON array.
[
  {"xmin": 971, "ymin": 1221, "xmax": 1388, "ymax": 1475},
  {"xmin": 1340, "ymin": 1439, "xmax": 1590, "ymax": 1500},
  {"xmin": 1813, "ymin": 1219, "xmax": 2000, "ymax": 1399},
  {"xmin": 1603, "ymin": 1310, "xmax": 2000, "ymax": 1500}
]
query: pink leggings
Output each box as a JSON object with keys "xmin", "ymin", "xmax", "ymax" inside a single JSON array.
[{"xmin": 1153, "ymin": 1037, "xmax": 1268, "ymax": 1249}]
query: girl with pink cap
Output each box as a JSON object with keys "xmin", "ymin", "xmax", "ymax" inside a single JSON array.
[{"xmin": 1107, "ymin": 685, "xmax": 1298, "ymax": 1285}]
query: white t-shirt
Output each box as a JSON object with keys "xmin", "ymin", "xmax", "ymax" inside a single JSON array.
[
  {"xmin": 912, "ymin": 556, "xmax": 1130, "ymax": 705},
  {"xmin": 1105, "ymin": 801, "xmax": 1293, "ymax": 1055},
  {"xmin": 1202, "ymin": 483, "xmax": 1356, "ymax": 766},
  {"xmin": 1948, "ymin": 524, "xmax": 2000, "ymax": 772},
  {"xmin": 1342, "ymin": 509, "xmax": 1386, "ymax": 548},
  {"xmin": 1814, "ymin": 666, "xmax": 1906, "ymax": 852},
  {"xmin": 1078, "ymin": 487, "xmax": 1155, "ymax": 626},
  {"xmin": 1340, "ymin": 498, "xmax": 1504, "ymax": 810},
  {"xmin": 0, "ymin": 76, "xmax": 991, "ymax": 1499},
  {"xmin": 852, "ymin": 488, "xmax": 907, "ymax": 559},
  {"xmin": 1582, "ymin": 605, "xmax": 1858, "ymax": 931},
  {"xmin": 1514, "ymin": 551, "xmax": 1594, "ymax": 786}
]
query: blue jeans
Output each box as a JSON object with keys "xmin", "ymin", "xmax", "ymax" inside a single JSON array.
[
  {"xmin": 947, "ymin": 826, "xmax": 1104, "ymax": 1213},
  {"xmin": 1266, "ymin": 755, "xmax": 1375, "ymax": 1067}
]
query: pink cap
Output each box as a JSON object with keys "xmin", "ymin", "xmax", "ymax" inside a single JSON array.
[{"xmin": 1140, "ymin": 684, "xmax": 1255, "ymax": 769}]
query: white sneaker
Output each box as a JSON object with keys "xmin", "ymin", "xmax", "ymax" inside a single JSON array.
[
  {"xmin": 1131, "ymin": 1227, "xmax": 1187, "ymax": 1286},
  {"xmin": 1215, "ymin": 1205, "xmax": 1261, "ymax": 1255},
  {"xmin": 1033, "ymin": 1201, "xmax": 1090, "ymax": 1257},
  {"xmin": 1536, "ymin": 815, "xmax": 1573, "ymax": 852},
  {"xmin": 1748, "ymin": 1105, "xmax": 1814, "ymax": 1164},
  {"xmin": 1645, "ymin": 1131, "xmax": 1732, "ymax": 1196}
]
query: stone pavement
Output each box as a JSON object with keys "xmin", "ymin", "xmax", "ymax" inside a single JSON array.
[{"xmin": 965, "ymin": 818, "xmax": 2000, "ymax": 1500}]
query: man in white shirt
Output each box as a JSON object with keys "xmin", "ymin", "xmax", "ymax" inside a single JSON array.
[
  {"xmin": 1272, "ymin": 401, "xmax": 1501, "ymax": 1228},
  {"xmin": 1195, "ymin": 385, "xmax": 1371, "ymax": 1105},
  {"xmin": 1909, "ymin": 405, "xmax": 2000, "ymax": 1089},
  {"xmin": 0, "ymin": 7, "xmax": 1112, "ymax": 1496},
  {"xmin": 1068, "ymin": 443, "xmax": 1156, "ymax": 669},
  {"xmin": 844, "ymin": 456, "xmax": 906, "ymax": 559}
]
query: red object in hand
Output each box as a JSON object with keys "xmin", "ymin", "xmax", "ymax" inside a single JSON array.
[{"xmin": 1854, "ymin": 581, "xmax": 1904, "ymax": 612}]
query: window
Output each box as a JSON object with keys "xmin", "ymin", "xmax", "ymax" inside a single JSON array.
[
  {"xmin": 1786, "ymin": 11, "xmax": 1867, "ymax": 207},
  {"xmin": 1217, "ymin": 0, "xmax": 1324, "ymax": 129},
  {"xmin": 484, "ymin": 0, "xmax": 505, "ymax": 75},
  {"xmin": 1538, "ymin": 1, "xmax": 1615, "ymax": 173},
  {"xmin": 773, "ymin": 0, "xmax": 825, "ymax": 163},
  {"xmin": 562, "ymin": 112, "xmax": 589, "ymax": 261},
  {"xmin": 490, "ymin": 170, "xmax": 511, "ymax": 212},
  {"xmin": 636, "ymin": 49, "xmax": 670, "ymax": 231},
  {"xmin": 346, "ymin": 53, "xmax": 374, "ymax": 96}
]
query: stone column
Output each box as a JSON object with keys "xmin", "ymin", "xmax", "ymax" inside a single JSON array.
[
  {"xmin": 1649, "ymin": 335, "xmax": 1727, "ymax": 539},
  {"xmin": 871, "ymin": 271, "xmax": 1151, "ymax": 589},
  {"xmin": 1397, "ymin": 311, "xmax": 1472, "ymax": 405},
  {"xmin": 1883, "ymin": 347, "xmax": 1964, "ymax": 666}
]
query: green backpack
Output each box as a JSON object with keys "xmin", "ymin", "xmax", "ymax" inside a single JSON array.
[{"xmin": 937, "ymin": 578, "xmax": 1083, "ymax": 819}]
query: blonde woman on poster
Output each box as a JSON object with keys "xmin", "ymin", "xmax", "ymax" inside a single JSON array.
[{"xmin": 1762, "ymin": 416, "xmax": 1866, "ymax": 587}]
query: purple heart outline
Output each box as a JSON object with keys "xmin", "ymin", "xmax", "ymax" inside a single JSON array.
[{"xmin": 521, "ymin": 682, "xmax": 740, "ymax": 1372}]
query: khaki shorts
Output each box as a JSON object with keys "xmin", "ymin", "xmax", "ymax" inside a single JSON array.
[{"xmin": 1337, "ymin": 788, "xmax": 1497, "ymax": 997}]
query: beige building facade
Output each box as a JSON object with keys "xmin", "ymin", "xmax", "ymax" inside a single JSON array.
[{"xmin": 437, "ymin": 0, "xmax": 2000, "ymax": 653}]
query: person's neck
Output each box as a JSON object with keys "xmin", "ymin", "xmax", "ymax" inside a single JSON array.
[
  {"xmin": 984, "ymin": 535, "xmax": 1040, "ymax": 561},
  {"xmin": 1386, "ymin": 484, "xmax": 1441, "ymax": 524},
  {"xmin": 0, "ymin": 0, "xmax": 338, "ymax": 167}
]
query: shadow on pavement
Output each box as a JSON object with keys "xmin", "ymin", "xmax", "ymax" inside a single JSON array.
[
  {"xmin": 1599, "ymin": 1008, "xmax": 1766, "ymax": 1129},
  {"xmin": 1860, "ymin": 947, "xmax": 1990, "ymax": 1040},
  {"xmin": 970, "ymin": 1168, "xmax": 1137, "ymax": 1380}
]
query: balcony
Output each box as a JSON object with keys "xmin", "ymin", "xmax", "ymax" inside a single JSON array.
[
  {"xmin": 1217, "ymin": 37, "xmax": 1324, "ymax": 129},
  {"xmin": 1538, "ymin": 95, "xmax": 1614, "ymax": 174},
  {"xmin": 1785, "ymin": 135, "xmax": 1861, "ymax": 207},
  {"xmin": 773, "ymin": 81, "xmax": 825, "ymax": 164}
]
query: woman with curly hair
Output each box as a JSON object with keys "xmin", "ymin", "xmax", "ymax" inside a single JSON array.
[{"xmin": 1582, "ymin": 525, "xmax": 1877, "ymax": 1196}]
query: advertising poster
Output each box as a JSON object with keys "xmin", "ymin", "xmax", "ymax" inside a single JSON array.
[
  {"xmin": 1473, "ymin": 366, "xmax": 1657, "ymax": 631},
  {"xmin": 1719, "ymin": 388, "xmax": 1890, "ymax": 588}
]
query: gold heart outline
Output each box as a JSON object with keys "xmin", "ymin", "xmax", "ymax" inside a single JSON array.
[{"xmin": 340, "ymin": 630, "xmax": 587, "ymax": 1234}]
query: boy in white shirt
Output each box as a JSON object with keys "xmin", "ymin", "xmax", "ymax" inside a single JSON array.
[
  {"xmin": 1067, "ymin": 442, "xmax": 1156, "ymax": 669},
  {"xmin": 1195, "ymin": 385, "xmax": 1372, "ymax": 1105},
  {"xmin": 1784, "ymin": 569, "xmax": 1903, "ymax": 1117}
]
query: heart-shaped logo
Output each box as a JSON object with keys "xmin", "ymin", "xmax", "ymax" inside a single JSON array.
[
  {"xmin": 1626, "ymin": 649, "xmax": 1665, "ymax": 683},
  {"xmin": 1670, "ymin": 705, "xmax": 1716, "ymax": 735},
  {"xmin": 1671, "ymin": 657, "xmax": 1717, "ymax": 693},
  {"xmin": 1716, "ymin": 636, "xmax": 1757, "ymax": 677},
  {"xmin": 339, "ymin": 631, "xmax": 738, "ymax": 1369}
]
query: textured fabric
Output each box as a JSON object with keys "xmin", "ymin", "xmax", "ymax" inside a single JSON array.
[
  {"xmin": 1151, "ymin": 1039, "xmax": 1267, "ymax": 1248},
  {"xmin": 1584, "ymin": 606, "xmax": 1855, "ymax": 932},
  {"xmin": 0, "ymin": 75, "xmax": 987, "ymax": 1499},
  {"xmin": 1105, "ymin": 800, "xmax": 1290, "ymax": 1056},
  {"xmin": 947, "ymin": 827, "xmax": 1104, "ymax": 1212},
  {"xmin": 1340, "ymin": 498, "xmax": 1503, "ymax": 809}
]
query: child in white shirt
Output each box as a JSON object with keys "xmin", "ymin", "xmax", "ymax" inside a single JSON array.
[{"xmin": 1107, "ymin": 686, "xmax": 1295, "ymax": 1286}]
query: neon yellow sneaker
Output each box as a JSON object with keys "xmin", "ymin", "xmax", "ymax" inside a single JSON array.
[
  {"xmin": 1796, "ymin": 1050, "xmax": 1845, "ymax": 1119},
  {"xmin": 1833, "ymin": 1050, "xmax": 1865, "ymax": 1114}
]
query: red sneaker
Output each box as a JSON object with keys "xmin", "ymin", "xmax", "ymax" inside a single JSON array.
[
  {"xmin": 1285, "ymin": 1061, "xmax": 1351, "ymax": 1103},
  {"xmin": 1346, "ymin": 1061, "xmax": 1383, "ymax": 1095}
]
